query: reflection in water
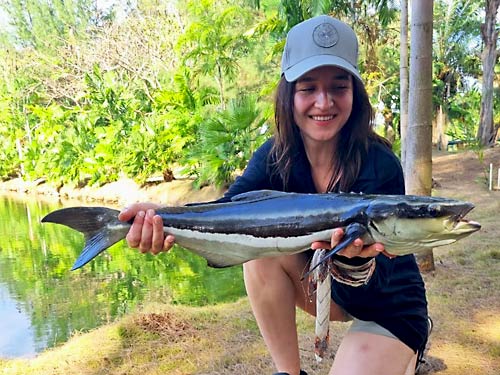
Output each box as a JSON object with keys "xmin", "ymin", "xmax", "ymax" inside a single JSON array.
[
  {"xmin": 0, "ymin": 283, "xmax": 36, "ymax": 358},
  {"xmin": 0, "ymin": 195, "xmax": 245, "ymax": 358}
]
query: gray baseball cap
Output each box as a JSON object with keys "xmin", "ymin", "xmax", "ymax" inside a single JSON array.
[{"xmin": 281, "ymin": 15, "xmax": 361, "ymax": 83}]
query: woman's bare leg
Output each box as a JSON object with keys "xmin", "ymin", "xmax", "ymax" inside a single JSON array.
[
  {"xmin": 329, "ymin": 331, "xmax": 415, "ymax": 375},
  {"xmin": 404, "ymin": 354, "xmax": 418, "ymax": 375},
  {"xmin": 243, "ymin": 253, "xmax": 347, "ymax": 375}
]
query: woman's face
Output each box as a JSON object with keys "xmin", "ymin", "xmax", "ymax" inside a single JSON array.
[{"xmin": 293, "ymin": 65, "xmax": 354, "ymax": 146}]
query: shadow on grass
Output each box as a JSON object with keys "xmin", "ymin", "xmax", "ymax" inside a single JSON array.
[{"xmin": 417, "ymin": 355, "xmax": 447, "ymax": 374}]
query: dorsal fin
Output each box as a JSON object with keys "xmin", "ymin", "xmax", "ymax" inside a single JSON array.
[{"xmin": 231, "ymin": 190, "xmax": 289, "ymax": 202}]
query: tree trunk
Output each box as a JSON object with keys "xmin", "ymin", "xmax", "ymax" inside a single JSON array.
[
  {"xmin": 435, "ymin": 104, "xmax": 448, "ymax": 151},
  {"xmin": 406, "ymin": 0, "xmax": 435, "ymax": 272},
  {"xmin": 400, "ymin": 0, "xmax": 409, "ymax": 169},
  {"xmin": 477, "ymin": 0, "xmax": 500, "ymax": 147}
]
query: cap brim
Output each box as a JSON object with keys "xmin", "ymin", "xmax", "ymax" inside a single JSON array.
[{"xmin": 283, "ymin": 55, "xmax": 362, "ymax": 83}]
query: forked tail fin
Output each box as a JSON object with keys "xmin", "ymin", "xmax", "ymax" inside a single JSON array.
[{"xmin": 42, "ymin": 207, "xmax": 130, "ymax": 270}]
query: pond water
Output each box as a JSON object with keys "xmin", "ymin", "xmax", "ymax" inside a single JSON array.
[{"xmin": 0, "ymin": 195, "xmax": 245, "ymax": 358}]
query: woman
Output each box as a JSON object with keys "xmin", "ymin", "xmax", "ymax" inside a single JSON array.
[{"xmin": 119, "ymin": 15, "xmax": 430, "ymax": 375}]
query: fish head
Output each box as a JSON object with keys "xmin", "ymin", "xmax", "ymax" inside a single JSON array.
[{"xmin": 366, "ymin": 195, "xmax": 481, "ymax": 254}]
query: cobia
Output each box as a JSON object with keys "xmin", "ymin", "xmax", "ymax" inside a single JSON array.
[{"xmin": 41, "ymin": 190, "xmax": 481, "ymax": 271}]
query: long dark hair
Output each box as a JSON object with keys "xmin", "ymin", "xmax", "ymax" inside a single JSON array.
[{"xmin": 270, "ymin": 74, "xmax": 391, "ymax": 192}]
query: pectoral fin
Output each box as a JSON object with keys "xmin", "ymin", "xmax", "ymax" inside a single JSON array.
[{"xmin": 304, "ymin": 222, "xmax": 368, "ymax": 278}]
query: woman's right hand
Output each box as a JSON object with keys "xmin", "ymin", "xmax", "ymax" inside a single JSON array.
[{"xmin": 118, "ymin": 203, "xmax": 175, "ymax": 255}]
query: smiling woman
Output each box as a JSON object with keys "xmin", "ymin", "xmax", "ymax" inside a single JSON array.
[{"xmin": 293, "ymin": 66, "xmax": 354, "ymax": 147}]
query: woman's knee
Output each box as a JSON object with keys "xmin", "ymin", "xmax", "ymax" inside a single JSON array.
[
  {"xmin": 243, "ymin": 257, "xmax": 282, "ymax": 287},
  {"xmin": 243, "ymin": 255, "xmax": 310, "ymax": 301},
  {"xmin": 330, "ymin": 331, "xmax": 414, "ymax": 375}
]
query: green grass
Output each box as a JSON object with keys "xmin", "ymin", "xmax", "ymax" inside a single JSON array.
[{"xmin": 0, "ymin": 300, "xmax": 272, "ymax": 375}]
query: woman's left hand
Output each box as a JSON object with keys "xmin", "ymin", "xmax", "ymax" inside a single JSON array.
[{"xmin": 311, "ymin": 228, "xmax": 395, "ymax": 259}]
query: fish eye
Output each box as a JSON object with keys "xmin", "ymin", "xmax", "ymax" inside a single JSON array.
[{"xmin": 428, "ymin": 204, "xmax": 441, "ymax": 217}]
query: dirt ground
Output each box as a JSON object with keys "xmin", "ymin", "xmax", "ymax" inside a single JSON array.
[
  {"xmin": 432, "ymin": 147, "xmax": 500, "ymax": 195},
  {"xmin": 419, "ymin": 147, "xmax": 500, "ymax": 375}
]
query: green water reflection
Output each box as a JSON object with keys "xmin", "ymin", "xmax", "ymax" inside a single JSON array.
[{"xmin": 0, "ymin": 195, "xmax": 245, "ymax": 358}]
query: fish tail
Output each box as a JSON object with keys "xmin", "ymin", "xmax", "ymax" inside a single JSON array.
[{"xmin": 42, "ymin": 207, "xmax": 129, "ymax": 270}]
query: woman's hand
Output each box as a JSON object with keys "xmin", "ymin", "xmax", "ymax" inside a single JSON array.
[
  {"xmin": 118, "ymin": 203, "xmax": 175, "ymax": 255},
  {"xmin": 311, "ymin": 228, "xmax": 394, "ymax": 259}
]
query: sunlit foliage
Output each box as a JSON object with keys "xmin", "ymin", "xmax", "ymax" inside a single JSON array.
[{"xmin": 0, "ymin": 0, "xmax": 494, "ymax": 188}]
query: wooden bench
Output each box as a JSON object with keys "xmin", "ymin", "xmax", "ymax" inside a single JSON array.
[
  {"xmin": 446, "ymin": 138, "xmax": 475, "ymax": 151},
  {"xmin": 446, "ymin": 139, "xmax": 464, "ymax": 151}
]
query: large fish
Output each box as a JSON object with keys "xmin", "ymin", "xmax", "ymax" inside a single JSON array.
[{"xmin": 41, "ymin": 190, "xmax": 481, "ymax": 271}]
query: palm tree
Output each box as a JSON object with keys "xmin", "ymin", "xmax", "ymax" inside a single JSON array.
[
  {"xmin": 406, "ymin": 0, "xmax": 434, "ymax": 271},
  {"xmin": 400, "ymin": 0, "xmax": 409, "ymax": 169},
  {"xmin": 187, "ymin": 94, "xmax": 270, "ymax": 188},
  {"xmin": 478, "ymin": 0, "xmax": 500, "ymax": 146},
  {"xmin": 433, "ymin": 0, "xmax": 482, "ymax": 150},
  {"xmin": 178, "ymin": 0, "xmax": 252, "ymax": 108}
]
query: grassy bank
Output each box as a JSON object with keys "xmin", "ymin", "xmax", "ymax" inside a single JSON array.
[
  {"xmin": 0, "ymin": 299, "xmax": 269, "ymax": 375},
  {"xmin": 1, "ymin": 297, "xmax": 339, "ymax": 375}
]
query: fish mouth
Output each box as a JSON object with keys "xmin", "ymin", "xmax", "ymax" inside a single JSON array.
[
  {"xmin": 442, "ymin": 203, "xmax": 477, "ymax": 233},
  {"xmin": 444, "ymin": 205, "xmax": 481, "ymax": 235},
  {"xmin": 450, "ymin": 219, "xmax": 481, "ymax": 234}
]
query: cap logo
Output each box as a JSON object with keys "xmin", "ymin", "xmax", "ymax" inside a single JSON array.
[{"xmin": 313, "ymin": 22, "xmax": 338, "ymax": 48}]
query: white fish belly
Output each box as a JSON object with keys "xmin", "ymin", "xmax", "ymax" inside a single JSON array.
[{"xmin": 164, "ymin": 226, "xmax": 335, "ymax": 267}]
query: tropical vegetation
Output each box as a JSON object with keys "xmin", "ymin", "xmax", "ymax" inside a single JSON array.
[{"xmin": 0, "ymin": 0, "xmax": 498, "ymax": 190}]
